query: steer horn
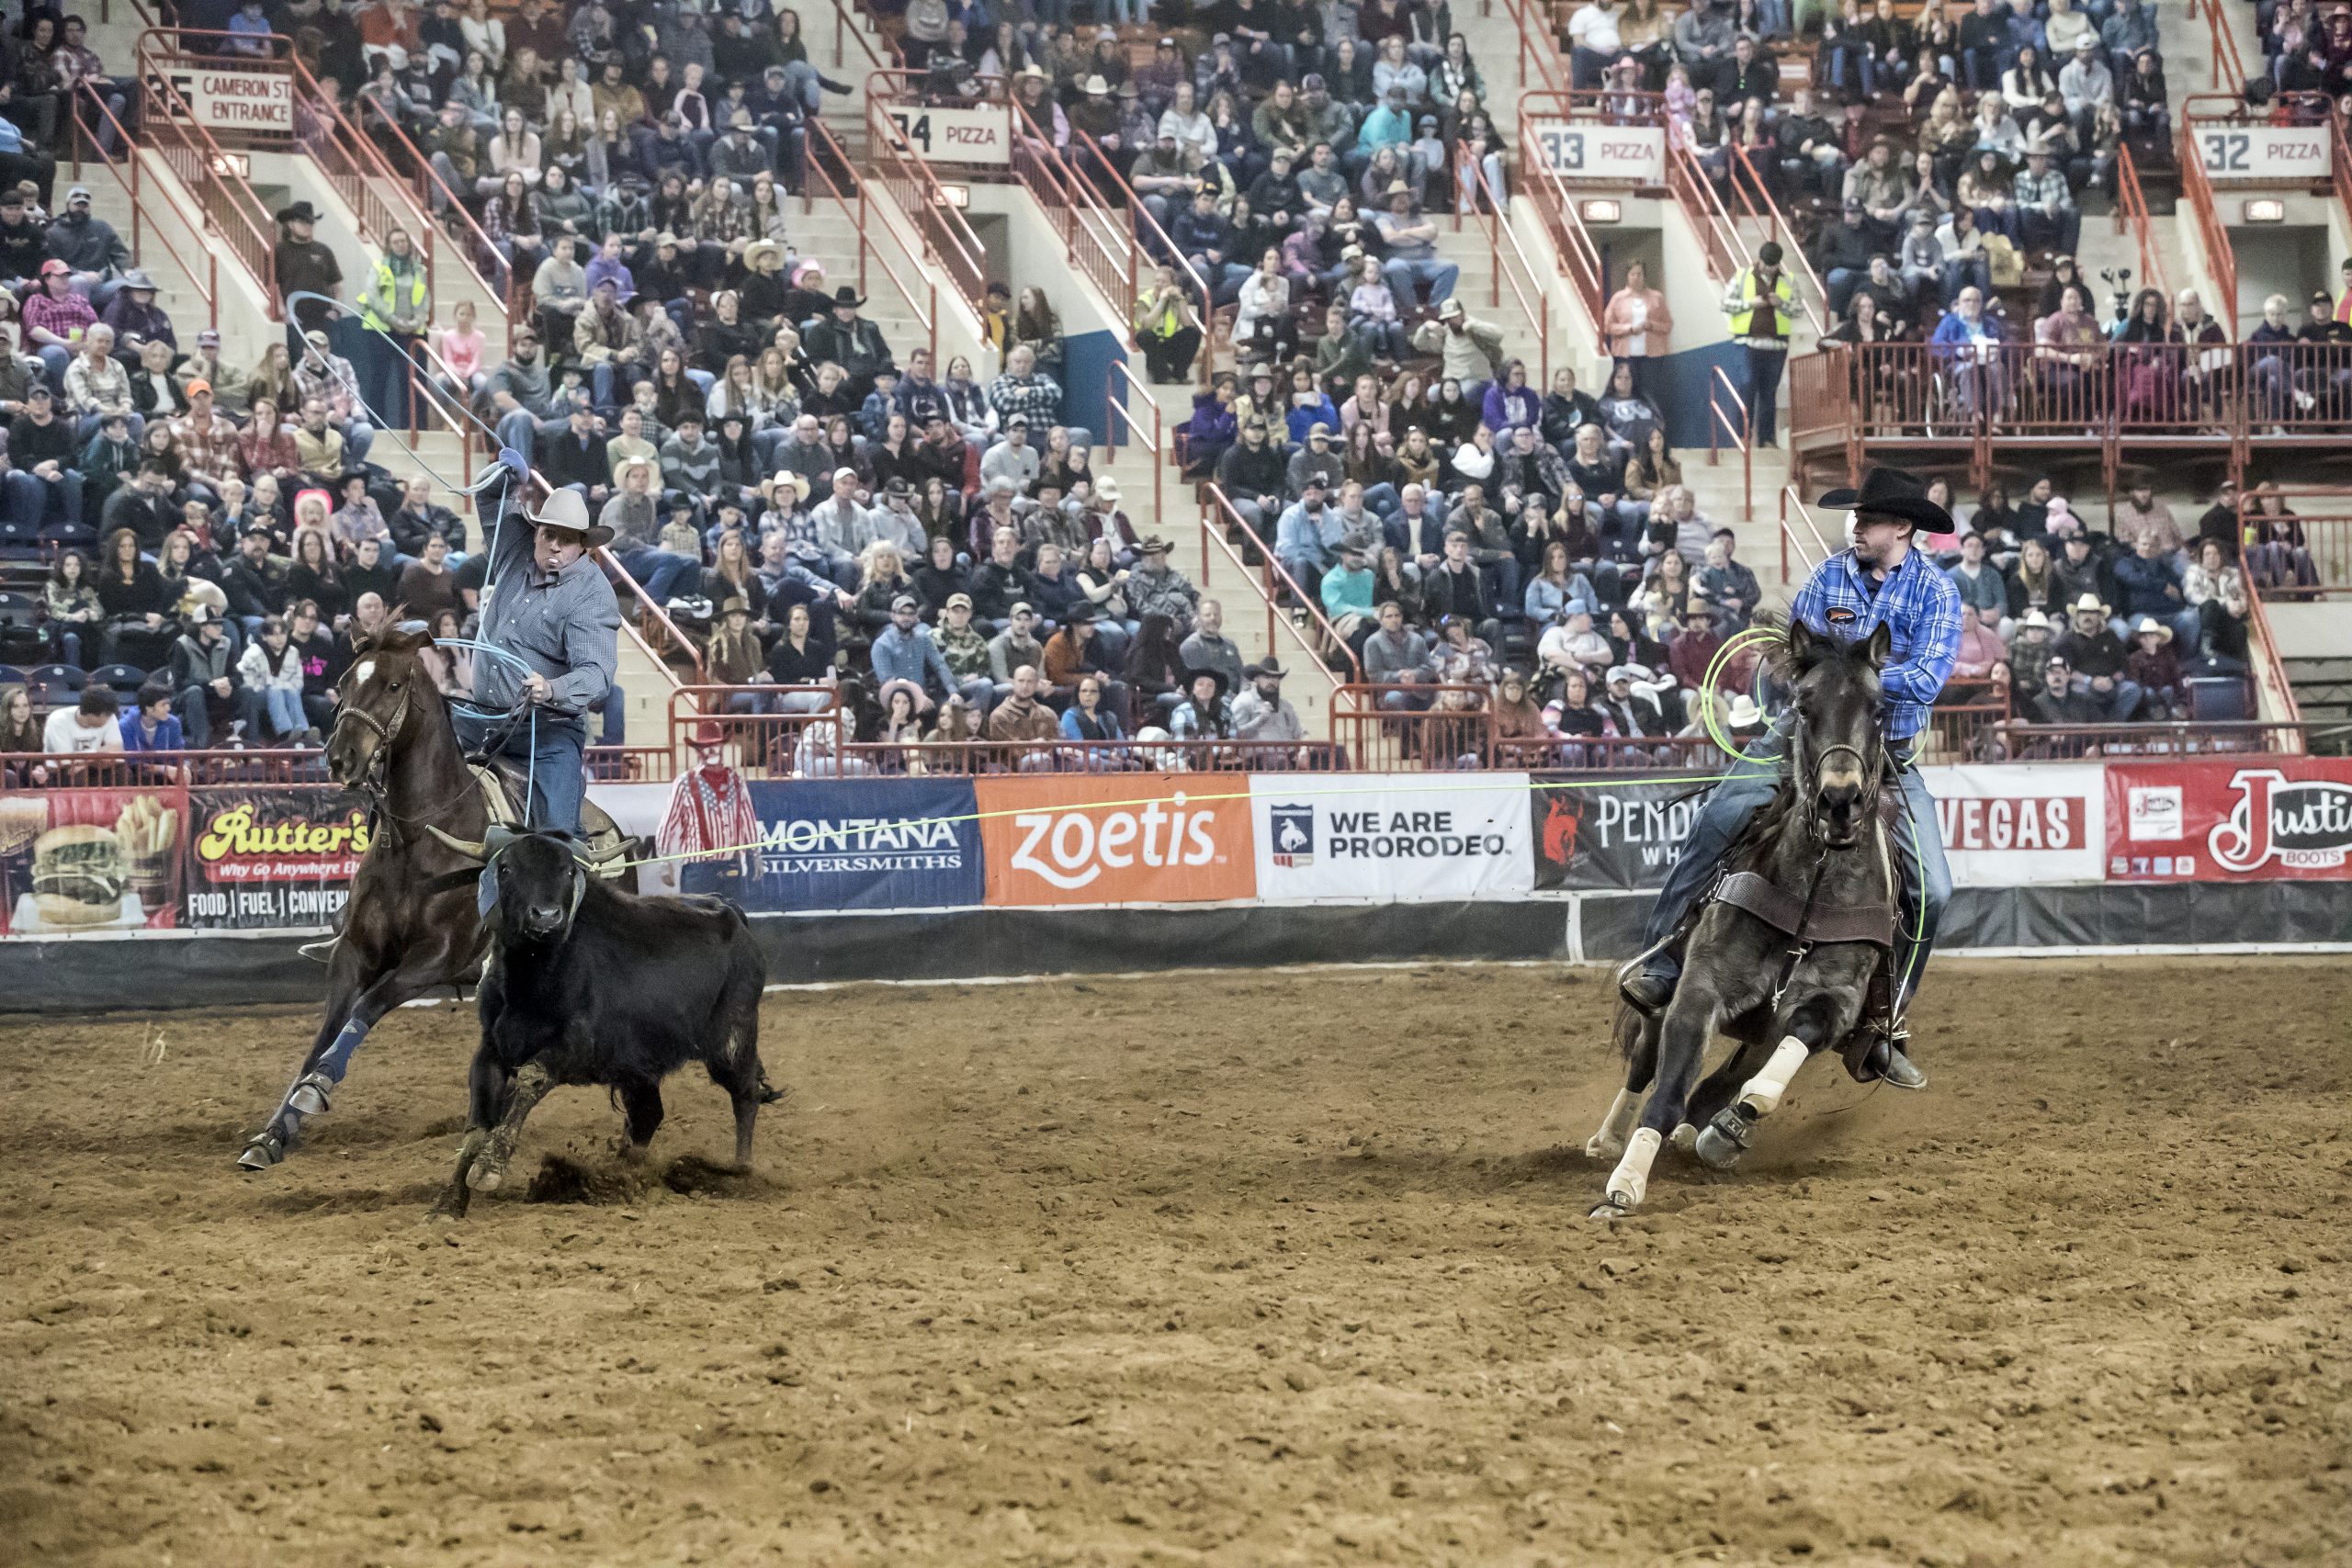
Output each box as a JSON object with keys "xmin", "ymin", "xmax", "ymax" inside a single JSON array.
[
  {"xmin": 425, "ymin": 823, "xmax": 521, "ymax": 862},
  {"xmin": 571, "ymin": 837, "xmax": 635, "ymax": 868}
]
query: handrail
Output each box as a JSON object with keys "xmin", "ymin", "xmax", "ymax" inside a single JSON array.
[
  {"xmin": 346, "ymin": 92, "xmax": 516, "ymax": 352},
  {"xmin": 805, "ymin": 115, "xmax": 939, "ymax": 359},
  {"xmin": 2235, "ymin": 567, "xmax": 2305, "ymax": 739},
  {"xmin": 1779, "ymin": 483, "xmax": 1835, "ymax": 583},
  {"xmin": 1455, "ymin": 139, "xmax": 1552, "ymax": 386},
  {"xmin": 1517, "ymin": 117, "xmax": 1605, "ymax": 323},
  {"xmin": 823, "ymin": 0, "xmax": 889, "ymax": 72},
  {"xmin": 2174, "ymin": 114, "xmax": 2238, "ymax": 336},
  {"xmin": 1105, "ymin": 356, "xmax": 1164, "ymax": 525},
  {"xmin": 69, "ymin": 94, "xmax": 218, "ymax": 329},
  {"xmin": 1664, "ymin": 130, "xmax": 1748, "ymax": 299},
  {"xmin": 1726, "ymin": 143, "xmax": 1827, "ymax": 334},
  {"xmin": 1009, "ymin": 96, "xmax": 1138, "ymax": 350},
  {"xmin": 865, "ymin": 91, "xmax": 989, "ymax": 319},
  {"xmin": 2332, "ymin": 117, "xmax": 2352, "ymax": 231},
  {"xmin": 1196, "ymin": 486, "xmax": 1355, "ymax": 688},
  {"xmin": 2190, "ymin": 0, "xmax": 2247, "ymax": 93},
  {"xmin": 1707, "ymin": 366, "xmax": 1751, "ymax": 522},
  {"xmin": 1067, "ymin": 126, "xmax": 1216, "ymax": 390},
  {"xmin": 1202, "ymin": 482, "xmax": 1363, "ymax": 683},
  {"xmin": 399, "ymin": 329, "xmax": 484, "ymax": 470},
  {"xmin": 1495, "ymin": 0, "xmax": 1570, "ymax": 94},
  {"xmin": 2113, "ymin": 141, "xmax": 2171, "ymax": 305},
  {"xmin": 134, "ymin": 61, "xmax": 278, "ymax": 312}
]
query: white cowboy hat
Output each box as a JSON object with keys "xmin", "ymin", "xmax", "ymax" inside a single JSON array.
[
  {"xmin": 526, "ymin": 486, "xmax": 615, "ymax": 547},
  {"xmin": 2068, "ymin": 591, "xmax": 2110, "ymax": 617},
  {"xmin": 2131, "ymin": 615, "xmax": 2174, "ymax": 643},
  {"xmin": 1725, "ymin": 693, "xmax": 1765, "ymax": 728}
]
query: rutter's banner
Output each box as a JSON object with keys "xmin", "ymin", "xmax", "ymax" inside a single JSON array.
[{"xmin": 182, "ymin": 789, "xmax": 370, "ymax": 931}]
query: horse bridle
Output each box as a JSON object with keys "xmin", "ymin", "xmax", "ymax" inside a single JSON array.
[{"xmin": 334, "ymin": 671, "xmax": 526, "ymax": 829}]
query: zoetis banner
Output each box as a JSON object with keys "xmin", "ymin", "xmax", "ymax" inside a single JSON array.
[
  {"xmin": 1250, "ymin": 774, "xmax": 1533, "ymax": 902},
  {"xmin": 975, "ymin": 773, "xmax": 1256, "ymax": 908},
  {"xmin": 181, "ymin": 788, "xmax": 368, "ymax": 931},
  {"xmin": 2106, "ymin": 759, "xmax": 2352, "ymax": 882}
]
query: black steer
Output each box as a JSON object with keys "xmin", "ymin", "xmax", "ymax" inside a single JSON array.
[{"xmin": 427, "ymin": 826, "xmax": 774, "ymax": 1216}]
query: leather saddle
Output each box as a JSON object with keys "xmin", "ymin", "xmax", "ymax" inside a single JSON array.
[{"xmin": 470, "ymin": 761, "xmax": 632, "ymax": 878}]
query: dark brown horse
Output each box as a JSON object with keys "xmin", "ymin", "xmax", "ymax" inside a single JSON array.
[{"xmin": 236, "ymin": 626, "xmax": 624, "ymax": 1169}]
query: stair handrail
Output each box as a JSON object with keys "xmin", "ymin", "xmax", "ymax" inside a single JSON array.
[
  {"xmin": 1707, "ymin": 366, "xmax": 1751, "ymax": 523},
  {"xmin": 341, "ymin": 91, "xmax": 518, "ymax": 349},
  {"xmin": 68, "ymin": 92, "xmax": 218, "ymax": 328},
  {"xmin": 1203, "ymin": 481, "xmax": 1363, "ymax": 683},
  {"xmin": 131, "ymin": 57, "xmax": 279, "ymax": 311},
  {"xmin": 1725, "ymin": 143, "xmax": 1827, "ymax": 334},
  {"xmin": 1065, "ymin": 126, "xmax": 1216, "ymax": 390},
  {"xmin": 805, "ymin": 115, "xmax": 940, "ymax": 359},
  {"xmin": 2173, "ymin": 109, "xmax": 2239, "ymax": 336},
  {"xmin": 865, "ymin": 92, "xmax": 990, "ymax": 320},
  {"xmin": 2113, "ymin": 141, "xmax": 2172, "ymax": 304},
  {"xmin": 1105, "ymin": 356, "xmax": 1163, "ymax": 520},
  {"xmin": 1454, "ymin": 139, "xmax": 1552, "ymax": 386},
  {"xmin": 1779, "ymin": 482, "xmax": 1835, "ymax": 583},
  {"xmin": 1515, "ymin": 114, "xmax": 1606, "ymax": 322}
]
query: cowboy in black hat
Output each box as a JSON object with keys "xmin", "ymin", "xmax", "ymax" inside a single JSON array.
[
  {"xmin": 454, "ymin": 487, "xmax": 622, "ymax": 834},
  {"xmin": 1168, "ymin": 664, "xmax": 1233, "ymax": 740},
  {"xmin": 1232, "ymin": 658, "xmax": 1306, "ymax": 743},
  {"xmin": 273, "ymin": 200, "xmax": 345, "ymax": 335},
  {"xmin": 800, "ymin": 283, "xmax": 893, "ymax": 402},
  {"xmin": 1617, "ymin": 466, "xmax": 1962, "ymax": 1091}
]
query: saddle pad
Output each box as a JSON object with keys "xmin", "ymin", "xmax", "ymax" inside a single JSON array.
[{"xmin": 1714, "ymin": 871, "xmax": 1894, "ymax": 948}]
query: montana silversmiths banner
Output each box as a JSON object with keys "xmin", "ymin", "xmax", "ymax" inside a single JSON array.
[
  {"xmin": 688, "ymin": 778, "xmax": 986, "ymax": 912},
  {"xmin": 1250, "ymin": 774, "xmax": 1533, "ymax": 903}
]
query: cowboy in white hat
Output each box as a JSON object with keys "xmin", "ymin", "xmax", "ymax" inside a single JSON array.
[{"xmin": 458, "ymin": 487, "xmax": 623, "ymax": 832}]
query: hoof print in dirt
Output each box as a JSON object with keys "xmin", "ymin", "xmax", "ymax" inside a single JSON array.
[
  {"xmin": 661, "ymin": 1153, "xmax": 753, "ymax": 1197},
  {"xmin": 526, "ymin": 1152, "xmax": 650, "ymax": 1206}
]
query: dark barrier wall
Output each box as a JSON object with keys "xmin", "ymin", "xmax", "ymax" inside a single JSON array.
[{"xmin": 5, "ymin": 883, "xmax": 2346, "ymax": 1014}]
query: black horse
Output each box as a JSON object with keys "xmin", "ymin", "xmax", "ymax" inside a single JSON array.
[
  {"xmin": 236, "ymin": 626, "xmax": 627, "ymax": 1170},
  {"xmin": 1584, "ymin": 619, "xmax": 1899, "ymax": 1219}
]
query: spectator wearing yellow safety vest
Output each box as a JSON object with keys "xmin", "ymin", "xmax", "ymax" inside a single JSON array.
[
  {"xmin": 357, "ymin": 224, "xmax": 432, "ymax": 434},
  {"xmin": 1722, "ymin": 241, "xmax": 1797, "ymax": 447}
]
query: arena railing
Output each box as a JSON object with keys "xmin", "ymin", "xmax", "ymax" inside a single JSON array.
[
  {"xmin": 2113, "ymin": 142, "xmax": 2171, "ymax": 305},
  {"xmin": 2174, "ymin": 107, "xmax": 2240, "ymax": 338},
  {"xmin": 821, "ymin": 0, "xmax": 890, "ymax": 73},
  {"xmin": 1786, "ymin": 348, "xmax": 1858, "ymax": 479},
  {"xmin": 1452, "ymin": 137, "xmax": 1555, "ymax": 385},
  {"xmin": 1663, "ymin": 130, "xmax": 1754, "ymax": 317},
  {"xmin": 1330, "ymin": 682, "xmax": 1734, "ymax": 772},
  {"xmin": 1201, "ymin": 482, "xmax": 1363, "ymax": 684},
  {"xmin": 1515, "ymin": 117, "xmax": 1605, "ymax": 325},
  {"xmin": 1009, "ymin": 97, "xmax": 1137, "ymax": 346},
  {"xmin": 2234, "ymin": 494, "xmax": 2352, "ymax": 593},
  {"xmin": 1779, "ymin": 483, "xmax": 1835, "ymax": 583},
  {"xmin": 1105, "ymin": 357, "xmax": 1164, "ymax": 522},
  {"xmin": 1984, "ymin": 720, "xmax": 2311, "ymax": 761},
  {"xmin": 865, "ymin": 91, "xmax": 989, "ymax": 321},
  {"xmin": 1492, "ymin": 0, "xmax": 1573, "ymax": 96},
  {"xmin": 1707, "ymin": 365, "xmax": 1751, "ymax": 522},
  {"xmin": 133, "ymin": 62, "xmax": 277, "ymax": 313},
  {"xmin": 68, "ymin": 94, "xmax": 218, "ymax": 331},
  {"xmin": 804, "ymin": 115, "xmax": 941, "ymax": 362},
  {"xmin": 2188, "ymin": 0, "xmax": 2249, "ymax": 92}
]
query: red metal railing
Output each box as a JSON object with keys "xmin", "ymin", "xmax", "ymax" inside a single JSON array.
[
  {"xmin": 1975, "ymin": 720, "xmax": 2310, "ymax": 761},
  {"xmin": 2237, "ymin": 495, "xmax": 2352, "ymax": 595},
  {"xmin": 134, "ymin": 63, "xmax": 277, "ymax": 311},
  {"xmin": 2335, "ymin": 118, "xmax": 2352, "ymax": 231},
  {"xmin": 1199, "ymin": 482, "xmax": 1361, "ymax": 686},
  {"xmin": 1516, "ymin": 116, "xmax": 1605, "ymax": 323},
  {"xmin": 1725, "ymin": 144, "xmax": 1827, "ymax": 334},
  {"xmin": 2190, "ymin": 0, "xmax": 2248, "ymax": 92},
  {"xmin": 1454, "ymin": 140, "xmax": 1552, "ymax": 386},
  {"xmin": 2113, "ymin": 141, "xmax": 2171, "ymax": 305},
  {"xmin": 1707, "ymin": 366, "xmax": 1751, "ymax": 522},
  {"xmin": 823, "ymin": 0, "xmax": 889, "ymax": 72},
  {"xmin": 2175, "ymin": 108, "xmax": 2240, "ymax": 337},
  {"xmin": 865, "ymin": 91, "xmax": 989, "ymax": 319},
  {"xmin": 1330, "ymin": 683, "xmax": 1734, "ymax": 772},
  {"xmin": 1779, "ymin": 483, "xmax": 1835, "ymax": 583},
  {"xmin": 1105, "ymin": 356, "xmax": 1164, "ymax": 522},
  {"xmin": 1664, "ymin": 130, "xmax": 1746, "ymax": 298},
  {"xmin": 805, "ymin": 115, "xmax": 940, "ymax": 360},
  {"xmin": 1010, "ymin": 95, "xmax": 1135, "ymax": 336},
  {"xmin": 1066, "ymin": 126, "xmax": 1217, "ymax": 390},
  {"xmin": 345, "ymin": 91, "xmax": 518, "ymax": 351},
  {"xmin": 1494, "ymin": 0, "xmax": 1571, "ymax": 93},
  {"xmin": 68, "ymin": 95, "xmax": 218, "ymax": 329}
]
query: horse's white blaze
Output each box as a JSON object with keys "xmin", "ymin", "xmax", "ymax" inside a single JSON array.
[
  {"xmin": 353, "ymin": 659, "xmax": 377, "ymax": 688},
  {"xmin": 1606, "ymin": 1127, "xmax": 1663, "ymax": 1208},
  {"xmin": 1586, "ymin": 1089, "xmax": 1638, "ymax": 1156},
  {"xmin": 1737, "ymin": 1036, "xmax": 1811, "ymax": 1117}
]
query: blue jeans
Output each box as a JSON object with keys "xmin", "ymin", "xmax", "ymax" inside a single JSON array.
[
  {"xmin": 1636, "ymin": 722, "xmax": 1951, "ymax": 1013},
  {"xmin": 262, "ymin": 684, "xmax": 306, "ymax": 738},
  {"xmin": 1744, "ymin": 345, "xmax": 1787, "ymax": 445},
  {"xmin": 1382, "ymin": 256, "xmax": 1460, "ymax": 309},
  {"xmin": 452, "ymin": 707, "xmax": 588, "ymax": 832},
  {"xmin": 616, "ymin": 545, "xmax": 703, "ymax": 606}
]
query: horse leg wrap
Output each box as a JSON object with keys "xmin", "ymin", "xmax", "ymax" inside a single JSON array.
[
  {"xmin": 1605, "ymin": 1127, "xmax": 1664, "ymax": 1210},
  {"xmin": 1584, "ymin": 1089, "xmax": 1639, "ymax": 1159},
  {"xmin": 312, "ymin": 1018, "xmax": 372, "ymax": 1084},
  {"xmin": 1737, "ymin": 1037, "xmax": 1811, "ymax": 1118}
]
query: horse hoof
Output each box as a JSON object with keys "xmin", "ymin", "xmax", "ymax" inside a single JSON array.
[
  {"xmin": 467, "ymin": 1165, "xmax": 503, "ymax": 1194},
  {"xmin": 287, "ymin": 1074, "xmax": 334, "ymax": 1117},
  {"xmin": 1694, "ymin": 1107, "xmax": 1756, "ymax": 1171},
  {"xmin": 1669, "ymin": 1122, "xmax": 1698, "ymax": 1155},
  {"xmin": 1589, "ymin": 1200, "xmax": 1630, "ymax": 1220},
  {"xmin": 1583, "ymin": 1132, "xmax": 1626, "ymax": 1160},
  {"xmin": 235, "ymin": 1133, "xmax": 284, "ymax": 1171}
]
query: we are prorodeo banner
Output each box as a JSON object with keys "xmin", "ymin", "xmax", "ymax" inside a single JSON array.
[{"xmin": 1251, "ymin": 774, "xmax": 1533, "ymax": 903}]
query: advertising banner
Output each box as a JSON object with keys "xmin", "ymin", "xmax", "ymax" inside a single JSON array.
[
  {"xmin": 1530, "ymin": 775, "xmax": 1707, "ymax": 892},
  {"xmin": 1526, "ymin": 121, "xmax": 1665, "ymax": 183},
  {"xmin": 2190, "ymin": 124, "xmax": 2332, "ymax": 182},
  {"xmin": 0, "ymin": 783, "xmax": 187, "ymax": 936},
  {"xmin": 977, "ymin": 773, "xmax": 1255, "ymax": 908},
  {"xmin": 1250, "ymin": 774, "xmax": 1532, "ymax": 902},
  {"xmin": 2107, "ymin": 759, "xmax": 2352, "ymax": 881},
  {"xmin": 181, "ymin": 787, "xmax": 368, "ymax": 931},
  {"xmin": 1922, "ymin": 763, "xmax": 2105, "ymax": 886},
  {"xmin": 878, "ymin": 103, "xmax": 1010, "ymax": 165},
  {"xmin": 689, "ymin": 778, "xmax": 986, "ymax": 911}
]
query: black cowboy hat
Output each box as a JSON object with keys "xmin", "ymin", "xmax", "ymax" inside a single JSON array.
[
  {"xmin": 1182, "ymin": 664, "xmax": 1229, "ymax": 696},
  {"xmin": 1815, "ymin": 467, "xmax": 1952, "ymax": 535},
  {"xmin": 829, "ymin": 286, "xmax": 865, "ymax": 308},
  {"xmin": 275, "ymin": 201, "xmax": 322, "ymax": 225}
]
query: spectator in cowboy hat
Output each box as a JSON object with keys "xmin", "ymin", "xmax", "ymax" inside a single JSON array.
[
  {"xmin": 1231, "ymin": 658, "xmax": 1306, "ymax": 744},
  {"xmin": 2124, "ymin": 615, "xmax": 2185, "ymax": 719},
  {"xmin": 800, "ymin": 286, "xmax": 895, "ymax": 402},
  {"xmin": 273, "ymin": 202, "xmax": 344, "ymax": 335},
  {"xmin": 2054, "ymin": 590, "xmax": 2142, "ymax": 719},
  {"xmin": 458, "ymin": 487, "xmax": 621, "ymax": 832},
  {"xmin": 2005, "ymin": 606, "xmax": 2058, "ymax": 694},
  {"xmin": 1167, "ymin": 663, "xmax": 1233, "ymax": 740}
]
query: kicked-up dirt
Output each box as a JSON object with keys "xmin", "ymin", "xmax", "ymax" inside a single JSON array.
[{"xmin": 0, "ymin": 956, "xmax": 2346, "ymax": 1566}]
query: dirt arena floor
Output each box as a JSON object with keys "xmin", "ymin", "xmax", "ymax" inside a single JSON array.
[{"xmin": 1, "ymin": 957, "xmax": 2346, "ymax": 1568}]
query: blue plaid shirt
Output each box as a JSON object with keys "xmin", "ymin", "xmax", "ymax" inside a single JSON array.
[{"xmin": 1790, "ymin": 545, "xmax": 1963, "ymax": 742}]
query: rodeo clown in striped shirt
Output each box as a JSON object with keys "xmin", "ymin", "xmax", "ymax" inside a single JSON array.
[{"xmin": 1618, "ymin": 468, "xmax": 1963, "ymax": 1090}]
